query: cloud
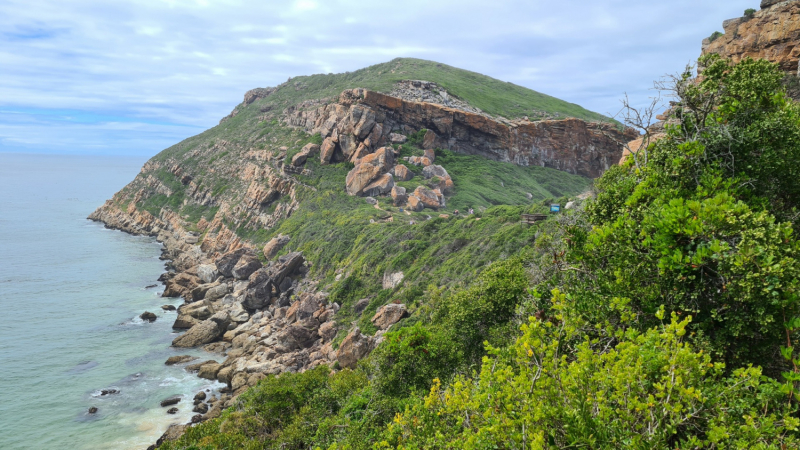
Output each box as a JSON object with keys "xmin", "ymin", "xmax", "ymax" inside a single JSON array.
[{"xmin": 0, "ymin": 0, "xmax": 756, "ymax": 156}]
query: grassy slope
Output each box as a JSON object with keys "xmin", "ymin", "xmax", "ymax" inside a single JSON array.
[{"xmin": 263, "ymin": 57, "xmax": 612, "ymax": 123}]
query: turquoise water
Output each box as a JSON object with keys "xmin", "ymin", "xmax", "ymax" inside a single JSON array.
[{"xmin": 0, "ymin": 153, "xmax": 222, "ymax": 449}]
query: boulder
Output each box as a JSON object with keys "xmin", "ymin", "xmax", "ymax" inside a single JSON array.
[
  {"xmin": 389, "ymin": 133, "xmax": 407, "ymax": 144},
  {"xmin": 362, "ymin": 173, "xmax": 395, "ymax": 197},
  {"xmin": 193, "ymin": 402, "xmax": 209, "ymax": 414},
  {"xmin": 423, "ymin": 148, "xmax": 436, "ymax": 163},
  {"xmin": 204, "ymin": 283, "xmax": 230, "ymax": 302},
  {"xmin": 153, "ymin": 424, "xmax": 188, "ymax": 448},
  {"xmin": 353, "ymin": 298, "xmax": 371, "ymax": 315},
  {"xmin": 382, "ymin": 272, "xmax": 404, "ymax": 289},
  {"xmin": 172, "ymin": 318, "xmax": 225, "ymax": 348},
  {"xmin": 276, "ymin": 325, "xmax": 319, "ymax": 352},
  {"xmin": 371, "ymin": 304, "xmax": 408, "ymax": 330},
  {"xmin": 406, "ymin": 195, "xmax": 423, "ymax": 212},
  {"xmin": 232, "ymin": 253, "xmax": 262, "ymax": 280},
  {"xmin": 391, "ymin": 186, "xmax": 407, "ymax": 206},
  {"xmin": 194, "ymin": 391, "xmax": 207, "ymax": 402},
  {"xmin": 161, "ymin": 304, "xmax": 177, "ymax": 311},
  {"xmin": 190, "ymin": 282, "xmax": 218, "ymax": 302},
  {"xmin": 140, "ymin": 311, "xmax": 157, "ymax": 322},
  {"xmin": 422, "ymin": 129, "xmax": 438, "ymax": 150},
  {"xmin": 413, "ymin": 186, "xmax": 440, "ymax": 210},
  {"xmin": 291, "ymin": 143, "xmax": 320, "ymax": 166},
  {"xmin": 214, "ymin": 248, "xmax": 250, "ymax": 278},
  {"xmin": 162, "ymin": 272, "xmax": 199, "ymax": 298},
  {"xmin": 243, "ymin": 269, "xmax": 273, "ymax": 310},
  {"xmin": 88, "ymin": 407, "xmax": 98, "ymax": 414},
  {"xmin": 357, "ymin": 146, "xmax": 394, "ymax": 173},
  {"xmin": 408, "ymin": 156, "xmax": 432, "ymax": 167},
  {"xmin": 392, "ymin": 164, "xmax": 413, "ymax": 182},
  {"xmin": 270, "ymin": 252, "xmax": 305, "ymax": 287},
  {"xmin": 167, "ymin": 407, "xmax": 179, "ymax": 414},
  {"xmin": 263, "ymin": 234, "xmax": 290, "ymax": 260},
  {"xmin": 345, "ymin": 162, "xmax": 382, "ymax": 196},
  {"xmin": 320, "ymin": 137, "xmax": 337, "ymax": 164},
  {"xmin": 198, "ymin": 363, "xmax": 223, "ymax": 380},
  {"xmin": 160, "ymin": 396, "xmax": 181, "ymax": 407},
  {"xmin": 196, "ymin": 264, "xmax": 219, "ymax": 284},
  {"xmin": 350, "ymin": 143, "xmax": 372, "ymax": 162},
  {"xmin": 165, "ymin": 355, "xmax": 197, "ymax": 366},
  {"xmin": 337, "ymin": 327, "xmax": 373, "ymax": 369},
  {"xmin": 364, "ymin": 196, "xmax": 378, "ymax": 205},
  {"xmin": 319, "ymin": 321, "xmax": 337, "ymax": 342},
  {"xmin": 286, "ymin": 295, "xmax": 320, "ymax": 323},
  {"xmin": 186, "ymin": 360, "xmax": 219, "ymax": 372},
  {"xmin": 228, "ymin": 302, "xmax": 250, "ymax": 323},
  {"xmin": 422, "ymin": 164, "xmax": 449, "ymax": 180}
]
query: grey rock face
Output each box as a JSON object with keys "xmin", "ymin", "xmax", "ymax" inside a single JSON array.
[
  {"xmin": 196, "ymin": 264, "xmax": 219, "ymax": 284},
  {"xmin": 232, "ymin": 253, "xmax": 262, "ymax": 280}
]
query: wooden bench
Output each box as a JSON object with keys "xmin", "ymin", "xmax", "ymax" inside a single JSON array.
[{"xmin": 521, "ymin": 214, "xmax": 548, "ymax": 224}]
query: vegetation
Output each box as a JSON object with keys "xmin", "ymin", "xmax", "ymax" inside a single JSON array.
[
  {"xmin": 745, "ymin": 8, "xmax": 757, "ymax": 19},
  {"xmin": 159, "ymin": 56, "xmax": 800, "ymax": 449},
  {"xmin": 708, "ymin": 31, "xmax": 724, "ymax": 42}
]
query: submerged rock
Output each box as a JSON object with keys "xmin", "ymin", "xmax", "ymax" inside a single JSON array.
[
  {"xmin": 140, "ymin": 311, "xmax": 157, "ymax": 322},
  {"xmin": 88, "ymin": 407, "xmax": 98, "ymax": 414},
  {"xmin": 164, "ymin": 355, "xmax": 197, "ymax": 366},
  {"xmin": 160, "ymin": 396, "xmax": 181, "ymax": 407},
  {"xmin": 166, "ymin": 407, "xmax": 179, "ymax": 414}
]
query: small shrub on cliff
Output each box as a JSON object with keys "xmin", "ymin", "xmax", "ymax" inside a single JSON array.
[
  {"xmin": 708, "ymin": 30, "xmax": 724, "ymax": 42},
  {"xmin": 744, "ymin": 8, "xmax": 756, "ymax": 18}
]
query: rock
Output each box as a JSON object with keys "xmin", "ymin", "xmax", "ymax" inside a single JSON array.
[
  {"xmin": 286, "ymin": 295, "xmax": 320, "ymax": 323},
  {"xmin": 191, "ymin": 414, "xmax": 205, "ymax": 424},
  {"xmin": 160, "ymin": 396, "xmax": 181, "ymax": 407},
  {"xmin": 320, "ymin": 137, "xmax": 337, "ymax": 164},
  {"xmin": 198, "ymin": 363, "xmax": 223, "ymax": 380},
  {"xmin": 164, "ymin": 355, "xmax": 197, "ymax": 366},
  {"xmin": 214, "ymin": 248, "xmax": 250, "ymax": 278},
  {"xmin": 140, "ymin": 311, "xmax": 157, "ymax": 322},
  {"xmin": 228, "ymin": 302, "xmax": 250, "ymax": 323},
  {"xmin": 193, "ymin": 402, "xmax": 209, "ymax": 414},
  {"xmin": 276, "ymin": 325, "xmax": 319, "ymax": 351},
  {"xmin": 761, "ymin": 0, "xmax": 782, "ymax": 8},
  {"xmin": 565, "ymin": 201, "xmax": 575, "ymax": 209},
  {"xmin": 263, "ymin": 234, "xmax": 290, "ymax": 260},
  {"xmin": 345, "ymin": 163, "xmax": 382, "ymax": 196},
  {"xmin": 204, "ymin": 283, "xmax": 230, "ymax": 302},
  {"xmin": 337, "ymin": 327, "xmax": 373, "ymax": 369},
  {"xmin": 292, "ymin": 143, "xmax": 320, "ymax": 166},
  {"xmin": 145, "ymin": 284, "xmax": 158, "ymax": 289},
  {"xmin": 190, "ymin": 282, "xmax": 217, "ymax": 301},
  {"xmin": 162, "ymin": 272, "xmax": 199, "ymax": 298},
  {"xmin": 371, "ymin": 304, "xmax": 408, "ymax": 330},
  {"xmin": 353, "ymin": 298, "xmax": 371, "ymax": 315},
  {"xmin": 196, "ymin": 264, "xmax": 219, "ymax": 284},
  {"xmin": 391, "ymin": 186, "xmax": 407, "ymax": 206},
  {"xmin": 363, "ymin": 173, "xmax": 395, "ymax": 197},
  {"xmin": 406, "ymin": 195, "xmax": 424, "ymax": 212},
  {"xmin": 243, "ymin": 269, "xmax": 273, "ymax": 310},
  {"xmin": 217, "ymin": 366, "xmax": 234, "ymax": 384},
  {"xmin": 413, "ymin": 186, "xmax": 440, "ymax": 210},
  {"xmin": 186, "ymin": 360, "xmax": 218, "ymax": 372},
  {"xmin": 161, "ymin": 304, "xmax": 177, "ymax": 311},
  {"xmin": 389, "ymin": 133, "xmax": 407, "ymax": 144},
  {"xmin": 194, "ymin": 391, "xmax": 207, "ymax": 402},
  {"xmin": 357, "ymin": 146, "xmax": 394, "ymax": 173},
  {"xmin": 422, "ymin": 129, "xmax": 438, "ymax": 150},
  {"xmin": 422, "ymin": 164, "xmax": 449, "ymax": 180},
  {"xmin": 232, "ymin": 252, "xmax": 262, "ymax": 280},
  {"xmin": 154, "ymin": 424, "xmax": 188, "ymax": 447},
  {"xmin": 88, "ymin": 406, "xmax": 98, "ymax": 414},
  {"xmin": 167, "ymin": 407, "xmax": 179, "ymax": 414},
  {"xmin": 382, "ymin": 272, "xmax": 404, "ymax": 289},
  {"xmin": 392, "ymin": 164, "xmax": 413, "ymax": 182},
  {"xmin": 526, "ymin": 192, "xmax": 533, "ymax": 200},
  {"xmin": 364, "ymin": 196, "xmax": 378, "ymax": 205},
  {"xmin": 172, "ymin": 318, "xmax": 225, "ymax": 348},
  {"xmin": 270, "ymin": 252, "xmax": 305, "ymax": 287},
  {"xmin": 99, "ymin": 389, "xmax": 119, "ymax": 396},
  {"xmin": 319, "ymin": 321, "xmax": 337, "ymax": 342}
]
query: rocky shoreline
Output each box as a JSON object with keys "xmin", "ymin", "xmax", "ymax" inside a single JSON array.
[{"xmin": 88, "ymin": 202, "xmax": 400, "ymax": 448}]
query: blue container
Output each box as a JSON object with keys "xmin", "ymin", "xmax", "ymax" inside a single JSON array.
[{"xmin": 550, "ymin": 204, "xmax": 561, "ymax": 213}]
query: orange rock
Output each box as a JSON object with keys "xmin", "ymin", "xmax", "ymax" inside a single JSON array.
[
  {"xmin": 320, "ymin": 137, "xmax": 337, "ymax": 164},
  {"xmin": 406, "ymin": 195, "xmax": 423, "ymax": 212},
  {"xmin": 413, "ymin": 186, "xmax": 440, "ymax": 210},
  {"xmin": 363, "ymin": 173, "xmax": 395, "ymax": 197},
  {"xmin": 391, "ymin": 186, "xmax": 407, "ymax": 205},
  {"xmin": 393, "ymin": 164, "xmax": 414, "ymax": 182},
  {"xmin": 345, "ymin": 164, "xmax": 382, "ymax": 196},
  {"xmin": 423, "ymin": 148, "xmax": 436, "ymax": 163}
]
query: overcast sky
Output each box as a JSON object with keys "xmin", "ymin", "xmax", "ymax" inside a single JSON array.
[{"xmin": 0, "ymin": 0, "xmax": 755, "ymax": 157}]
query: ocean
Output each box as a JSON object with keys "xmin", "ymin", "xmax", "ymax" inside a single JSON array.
[{"xmin": 0, "ymin": 153, "xmax": 222, "ymax": 449}]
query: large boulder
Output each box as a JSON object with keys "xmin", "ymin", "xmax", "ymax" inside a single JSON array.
[
  {"xmin": 263, "ymin": 234, "xmax": 290, "ymax": 260},
  {"xmin": 291, "ymin": 143, "xmax": 320, "ymax": 166},
  {"xmin": 162, "ymin": 273, "xmax": 199, "ymax": 298},
  {"xmin": 423, "ymin": 148, "xmax": 435, "ymax": 163},
  {"xmin": 214, "ymin": 248, "xmax": 250, "ymax": 278},
  {"xmin": 196, "ymin": 264, "xmax": 219, "ymax": 284},
  {"xmin": 389, "ymin": 133, "xmax": 407, "ymax": 144},
  {"xmin": 357, "ymin": 147, "xmax": 394, "ymax": 173},
  {"xmin": 319, "ymin": 321, "xmax": 338, "ymax": 342},
  {"xmin": 172, "ymin": 313, "xmax": 229, "ymax": 348},
  {"xmin": 406, "ymin": 195, "xmax": 424, "ymax": 212},
  {"xmin": 286, "ymin": 295, "xmax": 320, "ymax": 324},
  {"xmin": 413, "ymin": 186, "xmax": 441, "ymax": 210},
  {"xmin": 422, "ymin": 164, "xmax": 449, "ymax": 180},
  {"xmin": 346, "ymin": 163, "xmax": 382, "ymax": 196},
  {"xmin": 422, "ymin": 129, "xmax": 438, "ymax": 150},
  {"xmin": 190, "ymin": 282, "xmax": 218, "ymax": 302},
  {"xmin": 392, "ymin": 164, "xmax": 413, "ymax": 182},
  {"xmin": 243, "ymin": 269, "xmax": 273, "ymax": 310},
  {"xmin": 165, "ymin": 355, "xmax": 197, "ymax": 365},
  {"xmin": 197, "ymin": 363, "xmax": 223, "ymax": 380},
  {"xmin": 337, "ymin": 327, "xmax": 373, "ymax": 369},
  {"xmin": 320, "ymin": 137, "xmax": 337, "ymax": 164},
  {"xmin": 382, "ymin": 272, "xmax": 404, "ymax": 289},
  {"xmin": 391, "ymin": 186, "xmax": 407, "ymax": 206},
  {"xmin": 362, "ymin": 173, "xmax": 395, "ymax": 197},
  {"xmin": 232, "ymin": 252, "xmax": 262, "ymax": 280},
  {"xmin": 371, "ymin": 304, "xmax": 408, "ymax": 330},
  {"xmin": 276, "ymin": 325, "xmax": 319, "ymax": 352},
  {"xmin": 204, "ymin": 283, "xmax": 230, "ymax": 302}
]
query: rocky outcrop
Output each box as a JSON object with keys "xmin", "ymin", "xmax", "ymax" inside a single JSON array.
[
  {"xmin": 702, "ymin": 1, "xmax": 800, "ymax": 75},
  {"xmin": 287, "ymin": 88, "xmax": 633, "ymax": 179},
  {"xmin": 371, "ymin": 303, "xmax": 408, "ymax": 330}
]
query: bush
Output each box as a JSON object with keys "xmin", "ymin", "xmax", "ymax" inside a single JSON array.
[
  {"xmin": 708, "ymin": 31, "xmax": 724, "ymax": 42},
  {"xmin": 744, "ymin": 8, "xmax": 756, "ymax": 18}
]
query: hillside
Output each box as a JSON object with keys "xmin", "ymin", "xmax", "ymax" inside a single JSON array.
[{"xmin": 88, "ymin": 58, "xmax": 633, "ymax": 447}]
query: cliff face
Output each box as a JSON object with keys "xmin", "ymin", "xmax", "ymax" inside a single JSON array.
[
  {"xmin": 702, "ymin": 1, "xmax": 800, "ymax": 74},
  {"xmin": 287, "ymin": 89, "xmax": 633, "ymax": 179}
]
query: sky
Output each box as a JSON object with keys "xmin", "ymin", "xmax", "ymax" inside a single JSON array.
[{"xmin": 0, "ymin": 0, "xmax": 756, "ymax": 157}]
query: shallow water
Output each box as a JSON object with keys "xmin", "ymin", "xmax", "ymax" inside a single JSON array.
[{"xmin": 0, "ymin": 153, "xmax": 221, "ymax": 450}]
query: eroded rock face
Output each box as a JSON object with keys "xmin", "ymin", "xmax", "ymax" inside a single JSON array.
[{"xmin": 702, "ymin": 2, "xmax": 800, "ymax": 76}]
